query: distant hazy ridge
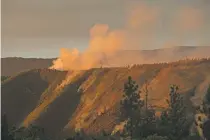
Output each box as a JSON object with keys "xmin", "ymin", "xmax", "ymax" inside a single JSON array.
[{"xmin": 2, "ymin": 46, "xmax": 210, "ymax": 76}]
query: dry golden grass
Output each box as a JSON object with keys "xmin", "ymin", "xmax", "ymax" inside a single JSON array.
[
  {"xmin": 23, "ymin": 71, "xmax": 83, "ymax": 127},
  {"xmin": 1, "ymin": 69, "xmax": 66, "ymax": 127}
]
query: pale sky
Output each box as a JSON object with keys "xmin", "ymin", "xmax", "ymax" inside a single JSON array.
[{"xmin": 2, "ymin": 0, "xmax": 210, "ymax": 58}]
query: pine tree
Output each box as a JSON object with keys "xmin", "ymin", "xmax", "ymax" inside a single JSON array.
[
  {"xmin": 66, "ymin": 129, "xmax": 87, "ymax": 140},
  {"xmin": 205, "ymin": 85, "xmax": 210, "ymax": 104},
  {"xmin": 1, "ymin": 114, "xmax": 11, "ymax": 140},
  {"xmin": 120, "ymin": 76, "xmax": 143, "ymax": 139},
  {"xmin": 159, "ymin": 85, "xmax": 190, "ymax": 140},
  {"xmin": 203, "ymin": 119, "xmax": 210, "ymax": 140}
]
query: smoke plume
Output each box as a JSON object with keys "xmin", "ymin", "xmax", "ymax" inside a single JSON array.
[
  {"xmin": 50, "ymin": 2, "xmax": 208, "ymax": 70},
  {"xmin": 50, "ymin": 24, "xmax": 127, "ymax": 70}
]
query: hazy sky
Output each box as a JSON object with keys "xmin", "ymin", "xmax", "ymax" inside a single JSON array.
[{"xmin": 2, "ymin": 0, "xmax": 210, "ymax": 58}]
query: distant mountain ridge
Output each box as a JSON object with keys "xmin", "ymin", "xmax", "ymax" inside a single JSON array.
[
  {"xmin": 1, "ymin": 57, "xmax": 55, "ymax": 76},
  {"xmin": 1, "ymin": 46, "xmax": 210, "ymax": 76}
]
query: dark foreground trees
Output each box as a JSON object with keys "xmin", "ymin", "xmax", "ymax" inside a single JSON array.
[
  {"xmin": 120, "ymin": 76, "xmax": 144, "ymax": 139},
  {"xmin": 1, "ymin": 114, "xmax": 13, "ymax": 140},
  {"xmin": 158, "ymin": 85, "xmax": 190, "ymax": 140},
  {"xmin": 119, "ymin": 77, "xmax": 192, "ymax": 140},
  {"xmin": 203, "ymin": 119, "xmax": 210, "ymax": 140},
  {"xmin": 1, "ymin": 116, "xmax": 48, "ymax": 140},
  {"xmin": 205, "ymin": 85, "xmax": 210, "ymax": 104}
]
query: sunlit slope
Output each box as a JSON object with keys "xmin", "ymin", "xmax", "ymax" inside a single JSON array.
[
  {"xmin": 64, "ymin": 59, "xmax": 210, "ymax": 136},
  {"xmin": 22, "ymin": 70, "xmax": 96, "ymax": 138},
  {"xmin": 2, "ymin": 58, "xmax": 210, "ymax": 138},
  {"xmin": 146, "ymin": 60, "xmax": 210, "ymax": 107},
  {"xmin": 1, "ymin": 69, "xmax": 67, "ymax": 127},
  {"xmin": 63, "ymin": 65, "xmax": 163, "ymax": 135}
]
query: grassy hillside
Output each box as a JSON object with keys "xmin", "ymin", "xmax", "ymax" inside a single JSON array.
[
  {"xmin": 2, "ymin": 58, "xmax": 210, "ymax": 139},
  {"xmin": 1, "ymin": 69, "xmax": 67, "ymax": 127}
]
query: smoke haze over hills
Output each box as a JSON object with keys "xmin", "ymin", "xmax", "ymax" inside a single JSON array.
[
  {"xmin": 2, "ymin": 46, "xmax": 210, "ymax": 76},
  {"xmin": 49, "ymin": 1, "xmax": 210, "ymax": 70}
]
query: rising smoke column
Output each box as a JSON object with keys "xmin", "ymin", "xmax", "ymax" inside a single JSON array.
[
  {"xmin": 50, "ymin": 48, "xmax": 79, "ymax": 70},
  {"xmin": 50, "ymin": 2, "xmax": 207, "ymax": 71},
  {"xmin": 50, "ymin": 2, "xmax": 158, "ymax": 70},
  {"xmin": 50, "ymin": 24, "xmax": 126, "ymax": 70}
]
